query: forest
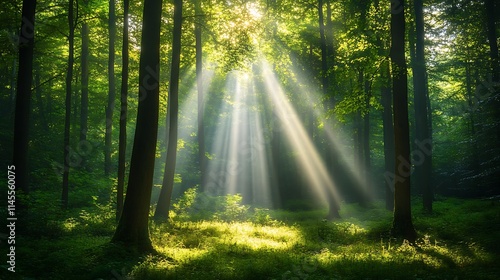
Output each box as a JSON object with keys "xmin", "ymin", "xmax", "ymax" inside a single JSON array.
[{"xmin": 1, "ymin": 0, "xmax": 500, "ymax": 279}]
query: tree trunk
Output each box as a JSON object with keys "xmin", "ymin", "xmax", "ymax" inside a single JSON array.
[
  {"xmin": 412, "ymin": 0, "xmax": 432, "ymax": 213},
  {"xmin": 195, "ymin": 0, "xmax": 206, "ymax": 190},
  {"xmin": 318, "ymin": 0, "xmax": 329, "ymax": 96},
  {"xmin": 105, "ymin": 0, "xmax": 116, "ymax": 176},
  {"xmin": 154, "ymin": 0, "xmax": 183, "ymax": 221},
  {"xmin": 80, "ymin": 22, "xmax": 89, "ymax": 143},
  {"xmin": 12, "ymin": 0, "xmax": 36, "ymax": 195},
  {"xmin": 319, "ymin": 0, "xmax": 340, "ymax": 219},
  {"xmin": 62, "ymin": 0, "xmax": 75, "ymax": 209},
  {"xmin": 112, "ymin": 0, "xmax": 162, "ymax": 252},
  {"xmin": 116, "ymin": 0, "xmax": 129, "ymax": 221},
  {"xmin": 382, "ymin": 61, "xmax": 395, "ymax": 211},
  {"xmin": 363, "ymin": 78, "xmax": 371, "ymax": 204},
  {"xmin": 390, "ymin": 0, "xmax": 416, "ymax": 242}
]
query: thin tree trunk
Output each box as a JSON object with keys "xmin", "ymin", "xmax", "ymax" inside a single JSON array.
[
  {"xmin": 13, "ymin": 0, "xmax": 36, "ymax": 195},
  {"xmin": 390, "ymin": 0, "xmax": 416, "ymax": 242},
  {"xmin": 413, "ymin": 0, "xmax": 432, "ymax": 212},
  {"xmin": 62, "ymin": 0, "xmax": 75, "ymax": 208},
  {"xmin": 105, "ymin": 0, "xmax": 116, "ymax": 176},
  {"xmin": 195, "ymin": 0, "xmax": 206, "ymax": 190},
  {"xmin": 116, "ymin": 0, "xmax": 129, "ymax": 221},
  {"xmin": 112, "ymin": 0, "xmax": 162, "ymax": 252},
  {"xmin": 154, "ymin": 0, "xmax": 183, "ymax": 221},
  {"xmin": 363, "ymin": 78, "xmax": 371, "ymax": 204},
  {"xmin": 382, "ymin": 61, "xmax": 395, "ymax": 211},
  {"xmin": 319, "ymin": 0, "xmax": 339, "ymax": 219},
  {"xmin": 80, "ymin": 22, "xmax": 89, "ymax": 142}
]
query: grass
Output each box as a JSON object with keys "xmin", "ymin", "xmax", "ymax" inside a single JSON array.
[{"xmin": 2, "ymin": 195, "xmax": 500, "ymax": 280}]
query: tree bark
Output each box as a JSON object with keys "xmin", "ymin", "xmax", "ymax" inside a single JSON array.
[
  {"xmin": 154, "ymin": 0, "xmax": 183, "ymax": 221},
  {"xmin": 116, "ymin": 0, "xmax": 129, "ymax": 221},
  {"xmin": 390, "ymin": 0, "xmax": 416, "ymax": 242},
  {"xmin": 112, "ymin": 0, "xmax": 162, "ymax": 252},
  {"xmin": 105, "ymin": 0, "xmax": 116, "ymax": 176},
  {"xmin": 13, "ymin": 0, "xmax": 36, "ymax": 195}
]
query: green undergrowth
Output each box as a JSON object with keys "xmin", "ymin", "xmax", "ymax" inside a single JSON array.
[{"xmin": 3, "ymin": 192, "xmax": 499, "ymax": 280}]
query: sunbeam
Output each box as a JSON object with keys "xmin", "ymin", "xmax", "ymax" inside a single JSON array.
[
  {"xmin": 286, "ymin": 58, "xmax": 376, "ymax": 203},
  {"xmin": 205, "ymin": 70, "xmax": 273, "ymax": 207},
  {"xmin": 259, "ymin": 60, "xmax": 343, "ymax": 211}
]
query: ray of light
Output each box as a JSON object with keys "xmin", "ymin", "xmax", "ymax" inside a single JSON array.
[
  {"xmin": 259, "ymin": 60, "xmax": 342, "ymax": 207},
  {"xmin": 286, "ymin": 61, "xmax": 376, "ymax": 202}
]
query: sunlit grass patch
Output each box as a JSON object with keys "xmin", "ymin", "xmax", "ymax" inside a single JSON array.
[{"xmin": 14, "ymin": 197, "xmax": 500, "ymax": 280}]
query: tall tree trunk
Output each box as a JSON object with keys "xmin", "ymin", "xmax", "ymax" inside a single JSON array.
[
  {"xmin": 412, "ymin": 0, "xmax": 432, "ymax": 213},
  {"xmin": 319, "ymin": 0, "xmax": 340, "ymax": 219},
  {"xmin": 13, "ymin": 0, "xmax": 36, "ymax": 195},
  {"xmin": 80, "ymin": 21, "xmax": 89, "ymax": 143},
  {"xmin": 195, "ymin": 0, "xmax": 206, "ymax": 190},
  {"xmin": 318, "ymin": 0, "xmax": 329, "ymax": 96},
  {"xmin": 382, "ymin": 61, "xmax": 395, "ymax": 211},
  {"xmin": 62, "ymin": 0, "xmax": 75, "ymax": 208},
  {"xmin": 105, "ymin": 0, "xmax": 116, "ymax": 176},
  {"xmin": 154, "ymin": 0, "xmax": 183, "ymax": 221},
  {"xmin": 390, "ymin": 0, "xmax": 416, "ymax": 242},
  {"xmin": 111, "ymin": 0, "xmax": 162, "ymax": 252},
  {"xmin": 116, "ymin": 0, "xmax": 129, "ymax": 221}
]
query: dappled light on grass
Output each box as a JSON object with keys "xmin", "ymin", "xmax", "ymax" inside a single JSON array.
[
  {"xmin": 16, "ymin": 197, "xmax": 500, "ymax": 279},
  {"xmin": 132, "ymin": 198, "xmax": 498, "ymax": 280}
]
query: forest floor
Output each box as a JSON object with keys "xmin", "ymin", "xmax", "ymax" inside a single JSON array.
[{"xmin": 2, "ymin": 196, "xmax": 500, "ymax": 280}]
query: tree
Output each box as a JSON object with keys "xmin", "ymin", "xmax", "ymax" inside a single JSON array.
[
  {"xmin": 13, "ymin": 0, "xmax": 36, "ymax": 194},
  {"xmin": 390, "ymin": 0, "xmax": 417, "ymax": 242},
  {"xmin": 80, "ymin": 0, "xmax": 89, "ymax": 143},
  {"xmin": 319, "ymin": 0, "xmax": 340, "ymax": 220},
  {"xmin": 104, "ymin": 0, "xmax": 116, "ymax": 176},
  {"xmin": 196, "ymin": 0, "xmax": 207, "ymax": 190},
  {"xmin": 62, "ymin": 0, "xmax": 76, "ymax": 209},
  {"xmin": 411, "ymin": 0, "xmax": 433, "ymax": 213},
  {"xmin": 154, "ymin": 0, "xmax": 183, "ymax": 221},
  {"xmin": 116, "ymin": 0, "xmax": 130, "ymax": 221},
  {"xmin": 112, "ymin": 0, "xmax": 163, "ymax": 252},
  {"xmin": 382, "ymin": 60, "xmax": 395, "ymax": 211}
]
